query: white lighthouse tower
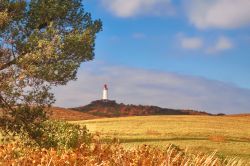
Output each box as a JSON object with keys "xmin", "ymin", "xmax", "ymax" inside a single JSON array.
[{"xmin": 102, "ymin": 84, "xmax": 108, "ymax": 100}]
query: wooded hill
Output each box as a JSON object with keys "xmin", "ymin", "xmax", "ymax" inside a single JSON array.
[{"xmin": 72, "ymin": 100, "xmax": 213, "ymax": 118}]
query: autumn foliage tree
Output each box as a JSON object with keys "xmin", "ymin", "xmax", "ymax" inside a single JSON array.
[{"xmin": 0, "ymin": 0, "xmax": 102, "ymax": 140}]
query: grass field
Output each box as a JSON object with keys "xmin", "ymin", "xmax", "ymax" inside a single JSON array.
[{"xmin": 73, "ymin": 115, "xmax": 250, "ymax": 160}]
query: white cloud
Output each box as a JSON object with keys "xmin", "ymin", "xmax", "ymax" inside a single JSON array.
[
  {"xmin": 132, "ymin": 33, "xmax": 147, "ymax": 40},
  {"xmin": 207, "ymin": 36, "xmax": 233, "ymax": 53},
  {"xmin": 177, "ymin": 33, "xmax": 233, "ymax": 53},
  {"xmin": 215, "ymin": 36, "xmax": 233, "ymax": 50},
  {"xmin": 53, "ymin": 62, "xmax": 250, "ymax": 114},
  {"xmin": 180, "ymin": 36, "xmax": 203, "ymax": 50},
  {"xmin": 102, "ymin": 0, "xmax": 175, "ymax": 18},
  {"xmin": 185, "ymin": 0, "xmax": 250, "ymax": 29}
]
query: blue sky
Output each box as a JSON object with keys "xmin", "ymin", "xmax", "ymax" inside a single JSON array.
[
  {"xmin": 83, "ymin": 0, "xmax": 250, "ymax": 89},
  {"xmin": 54, "ymin": 0, "xmax": 250, "ymax": 114}
]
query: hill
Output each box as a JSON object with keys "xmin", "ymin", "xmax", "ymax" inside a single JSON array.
[
  {"xmin": 72, "ymin": 100, "xmax": 212, "ymax": 117},
  {"xmin": 49, "ymin": 107, "xmax": 99, "ymax": 121}
]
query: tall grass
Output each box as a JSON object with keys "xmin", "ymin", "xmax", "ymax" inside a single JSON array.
[{"xmin": 0, "ymin": 141, "xmax": 249, "ymax": 166}]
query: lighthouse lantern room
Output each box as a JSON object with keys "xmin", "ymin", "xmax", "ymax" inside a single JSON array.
[{"xmin": 102, "ymin": 84, "xmax": 108, "ymax": 100}]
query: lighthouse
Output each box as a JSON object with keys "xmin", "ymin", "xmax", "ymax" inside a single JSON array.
[{"xmin": 102, "ymin": 84, "xmax": 108, "ymax": 100}]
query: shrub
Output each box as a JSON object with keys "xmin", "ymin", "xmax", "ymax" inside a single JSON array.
[
  {"xmin": 37, "ymin": 120, "xmax": 92, "ymax": 149},
  {"xmin": 1, "ymin": 120, "xmax": 92, "ymax": 149},
  {"xmin": 0, "ymin": 106, "xmax": 47, "ymax": 143}
]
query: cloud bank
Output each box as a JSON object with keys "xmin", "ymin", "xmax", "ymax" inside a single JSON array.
[
  {"xmin": 185, "ymin": 0, "xmax": 250, "ymax": 29},
  {"xmin": 102, "ymin": 0, "xmax": 175, "ymax": 18},
  {"xmin": 53, "ymin": 62, "xmax": 250, "ymax": 114}
]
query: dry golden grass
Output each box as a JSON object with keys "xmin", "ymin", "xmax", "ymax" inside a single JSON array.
[
  {"xmin": 0, "ymin": 141, "xmax": 249, "ymax": 166},
  {"xmin": 227, "ymin": 114, "xmax": 250, "ymax": 117},
  {"xmin": 75, "ymin": 115, "xmax": 250, "ymax": 160}
]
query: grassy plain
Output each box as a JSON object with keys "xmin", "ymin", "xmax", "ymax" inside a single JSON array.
[{"xmin": 73, "ymin": 115, "xmax": 250, "ymax": 160}]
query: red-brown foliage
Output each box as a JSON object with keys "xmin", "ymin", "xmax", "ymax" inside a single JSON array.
[{"xmin": 0, "ymin": 141, "xmax": 248, "ymax": 166}]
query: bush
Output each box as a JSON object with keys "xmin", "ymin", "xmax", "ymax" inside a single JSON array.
[
  {"xmin": 37, "ymin": 120, "xmax": 92, "ymax": 149},
  {"xmin": 0, "ymin": 106, "xmax": 47, "ymax": 142},
  {"xmin": 1, "ymin": 119, "xmax": 92, "ymax": 149}
]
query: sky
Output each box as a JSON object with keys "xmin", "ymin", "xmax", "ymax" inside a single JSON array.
[{"xmin": 54, "ymin": 0, "xmax": 250, "ymax": 114}]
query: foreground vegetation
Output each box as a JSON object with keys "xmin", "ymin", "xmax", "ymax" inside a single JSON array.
[
  {"xmin": 74, "ymin": 115, "xmax": 250, "ymax": 160},
  {"xmin": 0, "ymin": 140, "xmax": 249, "ymax": 165},
  {"xmin": 0, "ymin": 117, "xmax": 250, "ymax": 165}
]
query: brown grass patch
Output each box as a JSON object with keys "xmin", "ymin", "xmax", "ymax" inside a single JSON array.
[
  {"xmin": 49, "ymin": 107, "xmax": 99, "ymax": 121},
  {"xmin": 146, "ymin": 129, "xmax": 161, "ymax": 136},
  {"xmin": 209, "ymin": 135, "xmax": 226, "ymax": 142}
]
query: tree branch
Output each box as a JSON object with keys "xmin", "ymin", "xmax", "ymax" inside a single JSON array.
[
  {"xmin": 0, "ymin": 58, "xmax": 17, "ymax": 71},
  {"xmin": 0, "ymin": 94, "xmax": 14, "ymax": 112},
  {"xmin": 0, "ymin": 40, "xmax": 24, "ymax": 71},
  {"xmin": 0, "ymin": 51, "xmax": 26, "ymax": 71}
]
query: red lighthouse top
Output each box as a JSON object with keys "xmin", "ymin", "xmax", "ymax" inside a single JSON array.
[{"xmin": 104, "ymin": 84, "xmax": 108, "ymax": 90}]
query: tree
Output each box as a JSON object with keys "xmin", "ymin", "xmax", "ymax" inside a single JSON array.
[{"xmin": 0, "ymin": 0, "xmax": 102, "ymax": 140}]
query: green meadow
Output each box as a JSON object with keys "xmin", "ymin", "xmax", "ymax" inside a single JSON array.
[{"xmin": 73, "ymin": 115, "xmax": 250, "ymax": 160}]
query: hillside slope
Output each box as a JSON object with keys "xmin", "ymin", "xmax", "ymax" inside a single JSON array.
[
  {"xmin": 72, "ymin": 100, "xmax": 212, "ymax": 117},
  {"xmin": 49, "ymin": 107, "xmax": 99, "ymax": 121}
]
